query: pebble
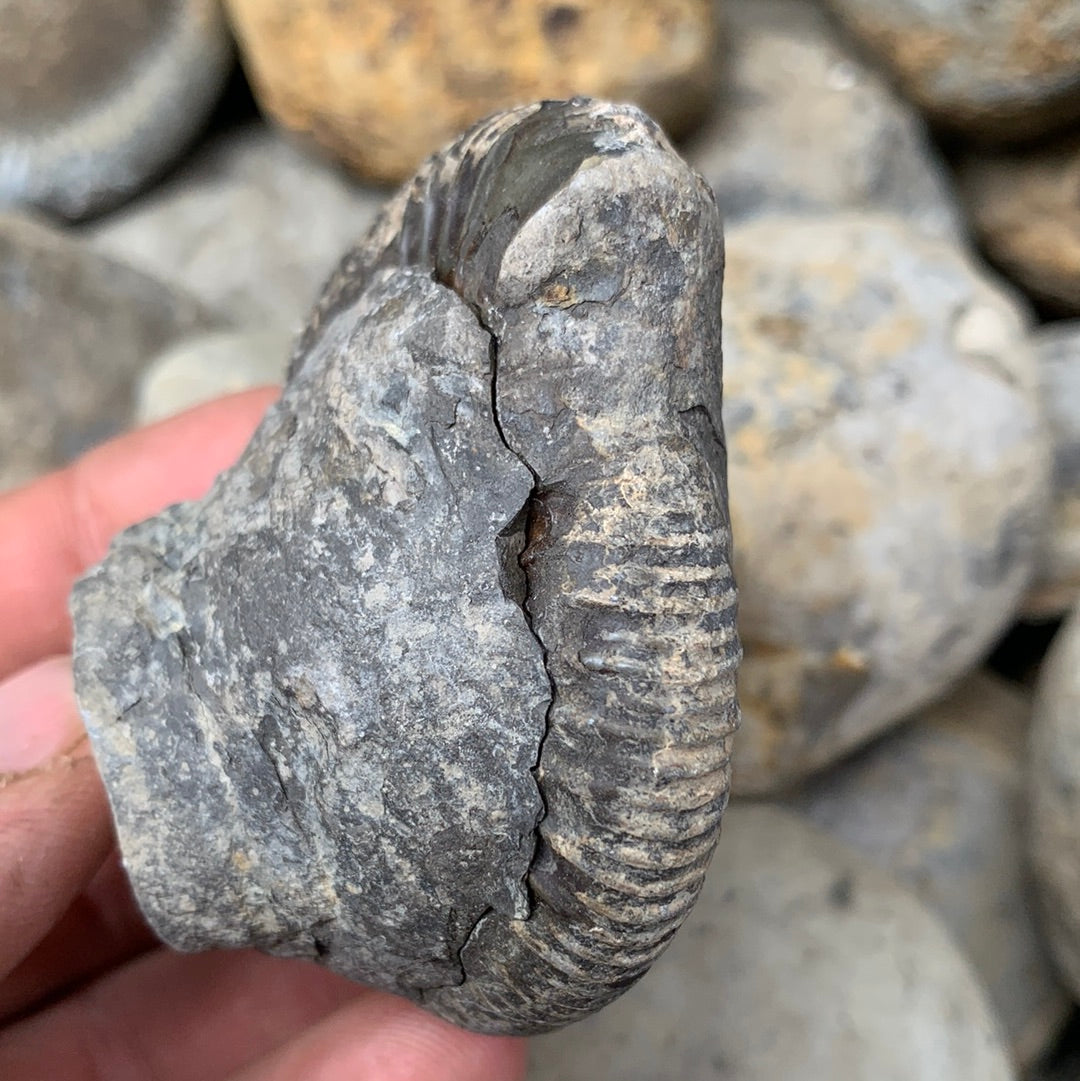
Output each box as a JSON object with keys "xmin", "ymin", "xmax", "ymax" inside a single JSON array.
[
  {"xmin": 223, "ymin": 0, "xmax": 717, "ymax": 183},
  {"xmin": 0, "ymin": 213, "xmax": 213, "ymax": 491},
  {"xmin": 683, "ymin": 0, "xmax": 959, "ymax": 238},
  {"xmin": 820, "ymin": 0, "xmax": 1080, "ymax": 142},
  {"xmin": 80, "ymin": 123, "xmax": 385, "ymax": 331},
  {"xmin": 528, "ymin": 804, "xmax": 1015, "ymax": 1081},
  {"xmin": 1025, "ymin": 322, "xmax": 1080, "ymax": 617},
  {"xmin": 0, "ymin": 0, "xmax": 233, "ymax": 220},
  {"xmin": 135, "ymin": 329, "xmax": 291, "ymax": 425},
  {"xmin": 722, "ymin": 212, "xmax": 1049, "ymax": 793},
  {"xmin": 1029, "ymin": 603, "xmax": 1080, "ymax": 1003},
  {"xmin": 786, "ymin": 672, "xmax": 1069, "ymax": 1068},
  {"xmin": 958, "ymin": 138, "xmax": 1080, "ymax": 316}
]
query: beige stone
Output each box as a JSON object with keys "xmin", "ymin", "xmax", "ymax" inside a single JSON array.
[
  {"xmin": 722, "ymin": 212, "xmax": 1049, "ymax": 793},
  {"xmin": 787, "ymin": 673, "xmax": 1070, "ymax": 1067},
  {"xmin": 959, "ymin": 138, "xmax": 1080, "ymax": 317},
  {"xmin": 223, "ymin": 0, "xmax": 716, "ymax": 182}
]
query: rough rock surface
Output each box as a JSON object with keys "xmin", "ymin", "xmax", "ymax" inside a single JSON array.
[
  {"xmin": 223, "ymin": 0, "xmax": 717, "ymax": 183},
  {"xmin": 81, "ymin": 124, "xmax": 385, "ymax": 330},
  {"xmin": 821, "ymin": 0, "xmax": 1080, "ymax": 142},
  {"xmin": 528, "ymin": 804, "xmax": 1015, "ymax": 1081},
  {"xmin": 1029, "ymin": 604, "xmax": 1080, "ymax": 1002},
  {"xmin": 958, "ymin": 139, "xmax": 1080, "ymax": 316},
  {"xmin": 682, "ymin": 0, "xmax": 959, "ymax": 238},
  {"xmin": 71, "ymin": 101, "xmax": 739, "ymax": 1036},
  {"xmin": 0, "ymin": 212, "xmax": 213, "ymax": 492},
  {"xmin": 1024, "ymin": 322, "xmax": 1080, "ymax": 617},
  {"xmin": 787, "ymin": 672, "xmax": 1069, "ymax": 1067},
  {"xmin": 723, "ymin": 212, "xmax": 1049, "ymax": 793},
  {"xmin": 0, "ymin": 0, "xmax": 232, "ymax": 220},
  {"xmin": 136, "ymin": 329, "xmax": 291, "ymax": 425}
]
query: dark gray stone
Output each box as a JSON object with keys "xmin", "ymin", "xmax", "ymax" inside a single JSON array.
[
  {"xmin": 0, "ymin": 212, "xmax": 214, "ymax": 491},
  {"xmin": 0, "ymin": 0, "xmax": 233, "ymax": 220},
  {"xmin": 71, "ymin": 100, "xmax": 740, "ymax": 1036}
]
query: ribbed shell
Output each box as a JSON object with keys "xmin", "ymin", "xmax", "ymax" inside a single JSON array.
[{"xmin": 301, "ymin": 99, "xmax": 741, "ymax": 1032}]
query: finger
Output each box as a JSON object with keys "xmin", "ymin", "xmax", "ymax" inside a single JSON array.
[
  {"xmin": 0, "ymin": 850, "xmax": 156, "ymax": 1024},
  {"xmin": 229, "ymin": 994, "xmax": 528, "ymax": 1081},
  {"xmin": 0, "ymin": 387, "xmax": 278, "ymax": 680},
  {"xmin": 0, "ymin": 657, "xmax": 112, "ymax": 981},
  {"xmin": 0, "ymin": 949, "xmax": 365, "ymax": 1081}
]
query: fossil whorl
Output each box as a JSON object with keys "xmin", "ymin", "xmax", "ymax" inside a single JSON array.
[{"xmin": 71, "ymin": 99, "xmax": 739, "ymax": 1035}]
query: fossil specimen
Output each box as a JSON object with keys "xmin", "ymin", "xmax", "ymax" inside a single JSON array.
[{"xmin": 71, "ymin": 99, "xmax": 739, "ymax": 1035}]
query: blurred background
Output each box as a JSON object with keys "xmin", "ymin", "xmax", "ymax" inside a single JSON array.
[{"xmin": 3, "ymin": 0, "xmax": 1080, "ymax": 1077}]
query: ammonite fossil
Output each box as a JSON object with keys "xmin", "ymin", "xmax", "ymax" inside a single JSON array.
[{"xmin": 71, "ymin": 98, "xmax": 740, "ymax": 1035}]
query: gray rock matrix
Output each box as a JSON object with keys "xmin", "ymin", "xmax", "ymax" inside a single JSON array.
[
  {"xmin": 71, "ymin": 100, "xmax": 740, "ymax": 1035},
  {"xmin": 0, "ymin": 0, "xmax": 232, "ymax": 220}
]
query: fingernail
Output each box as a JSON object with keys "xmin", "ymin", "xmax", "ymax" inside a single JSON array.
[{"xmin": 0, "ymin": 656, "xmax": 84, "ymax": 773}]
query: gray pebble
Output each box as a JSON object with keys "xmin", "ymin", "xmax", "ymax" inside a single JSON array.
[
  {"xmin": 722, "ymin": 212, "xmax": 1049, "ymax": 793},
  {"xmin": 0, "ymin": 212, "xmax": 214, "ymax": 491},
  {"xmin": 682, "ymin": 0, "xmax": 959, "ymax": 238},
  {"xmin": 821, "ymin": 0, "xmax": 1080, "ymax": 141},
  {"xmin": 0, "ymin": 0, "xmax": 233, "ymax": 220},
  {"xmin": 1029, "ymin": 603, "xmax": 1080, "ymax": 1003},
  {"xmin": 529, "ymin": 804, "xmax": 1015, "ymax": 1081},
  {"xmin": 135, "ymin": 328, "xmax": 291, "ymax": 425},
  {"xmin": 786, "ymin": 672, "xmax": 1070, "ymax": 1068},
  {"xmin": 81, "ymin": 123, "xmax": 386, "ymax": 330}
]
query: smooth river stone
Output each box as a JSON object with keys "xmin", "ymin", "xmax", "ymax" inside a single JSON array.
[
  {"xmin": 81, "ymin": 123, "xmax": 385, "ymax": 330},
  {"xmin": 683, "ymin": 0, "xmax": 959, "ymax": 238},
  {"xmin": 0, "ymin": 212, "xmax": 213, "ymax": 491},
  {"xmin": 1025, "ymin": 321, "xmax": 1080, "ymax": 617},
  {"xmin": 820, "ymin": 0, "xmax": 1080, "ymax": 142},
  {"xmin": 0, "ymin": 0, "xmax": 232, "ymax": 220},
  {"xmin": 723, "ymin": 211, "xmax": 1049, "ymax": 793},
  {"xmin": 787, "ymin": 672, "xmax": 1070, "ymax": 1068},
  {"xmin": 223, "ymin": 0, "xmax": 717, "ymax": 182},
  {"xmin": 528, "ymin": 804, "xmax": 1015, "ymax": 1081},
  {"xmin": 1030, "ymin": 603, "xmax": 1080, "ymax": 1003},
  {"xmin": 958, "ymin": 138, "xmax": 1080, "ymax": 317}
]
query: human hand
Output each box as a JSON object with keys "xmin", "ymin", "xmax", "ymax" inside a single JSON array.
[{"xmin": 0, "ymin": 388, "xmax": 527, "ymax": 1081}]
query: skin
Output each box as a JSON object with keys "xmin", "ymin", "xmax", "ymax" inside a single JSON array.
[{"xmin": 0, "ymin": 387, "xmax": 526, "ymax": 1081}]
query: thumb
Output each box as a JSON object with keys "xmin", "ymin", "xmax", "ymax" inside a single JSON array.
[{"xmin": 0, "ymin": 657, "xmax": 111, "ymax": 980}]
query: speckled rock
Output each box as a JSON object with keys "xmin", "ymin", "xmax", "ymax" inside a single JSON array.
[
  {"xmin": 786, "ymin": 672, "xmax": 1069, "ymax": 1067},
  {"xmin": 1025, "ymin": 322, "xmax": 1080, "ymax": 617},
  {"xmin": 0, "ymin": 0, "xmax": 233, "ymax": 220},
  {"xmin": 821, "ymin": 0, "xmax": 1080, "ymax": 142},
  {"xmin": 0, "ymin": 213, "xmax": 214, "ymax": 491},
  {"xmin": 682, "ymin": 0, "xmax": 959, "ymax": 238},
  {"xmin": 136, "ymin": 329, "xmax": 290, "ymax": 424},
  {"xmin": 1030, "ymin": 604, "xmax": 1080, "ymax": 1002},
  {"xmin": 958, "ymin": 139, "xmax": 1080, "ymax": 316},
  {"xmin": 223, "ymin": 0, "xmax": 717, "ymax": 183},
  {"xmin": 724, "ymin": 212, "xmax": 1049, "ymax": 794},
  {"xmin": 529, "ymin": 804, "xmax": 1015, "ymax": 1081},
  {"xmin": 81, "ymin": 124, "xmax": 385, "ymax": 330},
  {"xmin": 71, "ymin": 101, "xmax": 739, "ymax": 1036}
]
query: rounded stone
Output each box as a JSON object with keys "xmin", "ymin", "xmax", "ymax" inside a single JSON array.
[
  {"xmin": 223, "ymin": 0, "xmax": 717, "ymax": 183},
  {"xmin": 723, "ymin": 212, "xmax": 1049, "ymax": 793},
  {"xmin": 528, "ymin": 804, "xmax": 1015, "ymax": 1081},
  {"xmin": 786, "ymin": 672, "xmax": 1070, "ymax": 1068},
  {"xmin": 820, "ymin": 0, "xmax": 1080, "ymax": 142},
  {"xmin": 1024, "ymin": 321, "xmax": 1080, "ymax": 617},
  {"xmin": 0, "ymin": 0, "xmax": 233, "ymax": 220},
  {"xmin": 958, "ymin": 138, "xmax": 1080, "ymax": 317},
  {"xmin": 683, "ymin": 0, "xmax": 959, "ymax": 238},
  {"xmin": 80, "ymin": 124, "xmax": 385, "ymax": 330},
  {"xmin": 0, "ymin": 212, "xmax": 214, "ymax": 492},
  {"xmin": 1029, "ymin": 603, "xmax": 1080, "ymax": 1002},
  {"xmin": 136, "ymin": 329, "xmax": 292, "ymax": 425}
]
